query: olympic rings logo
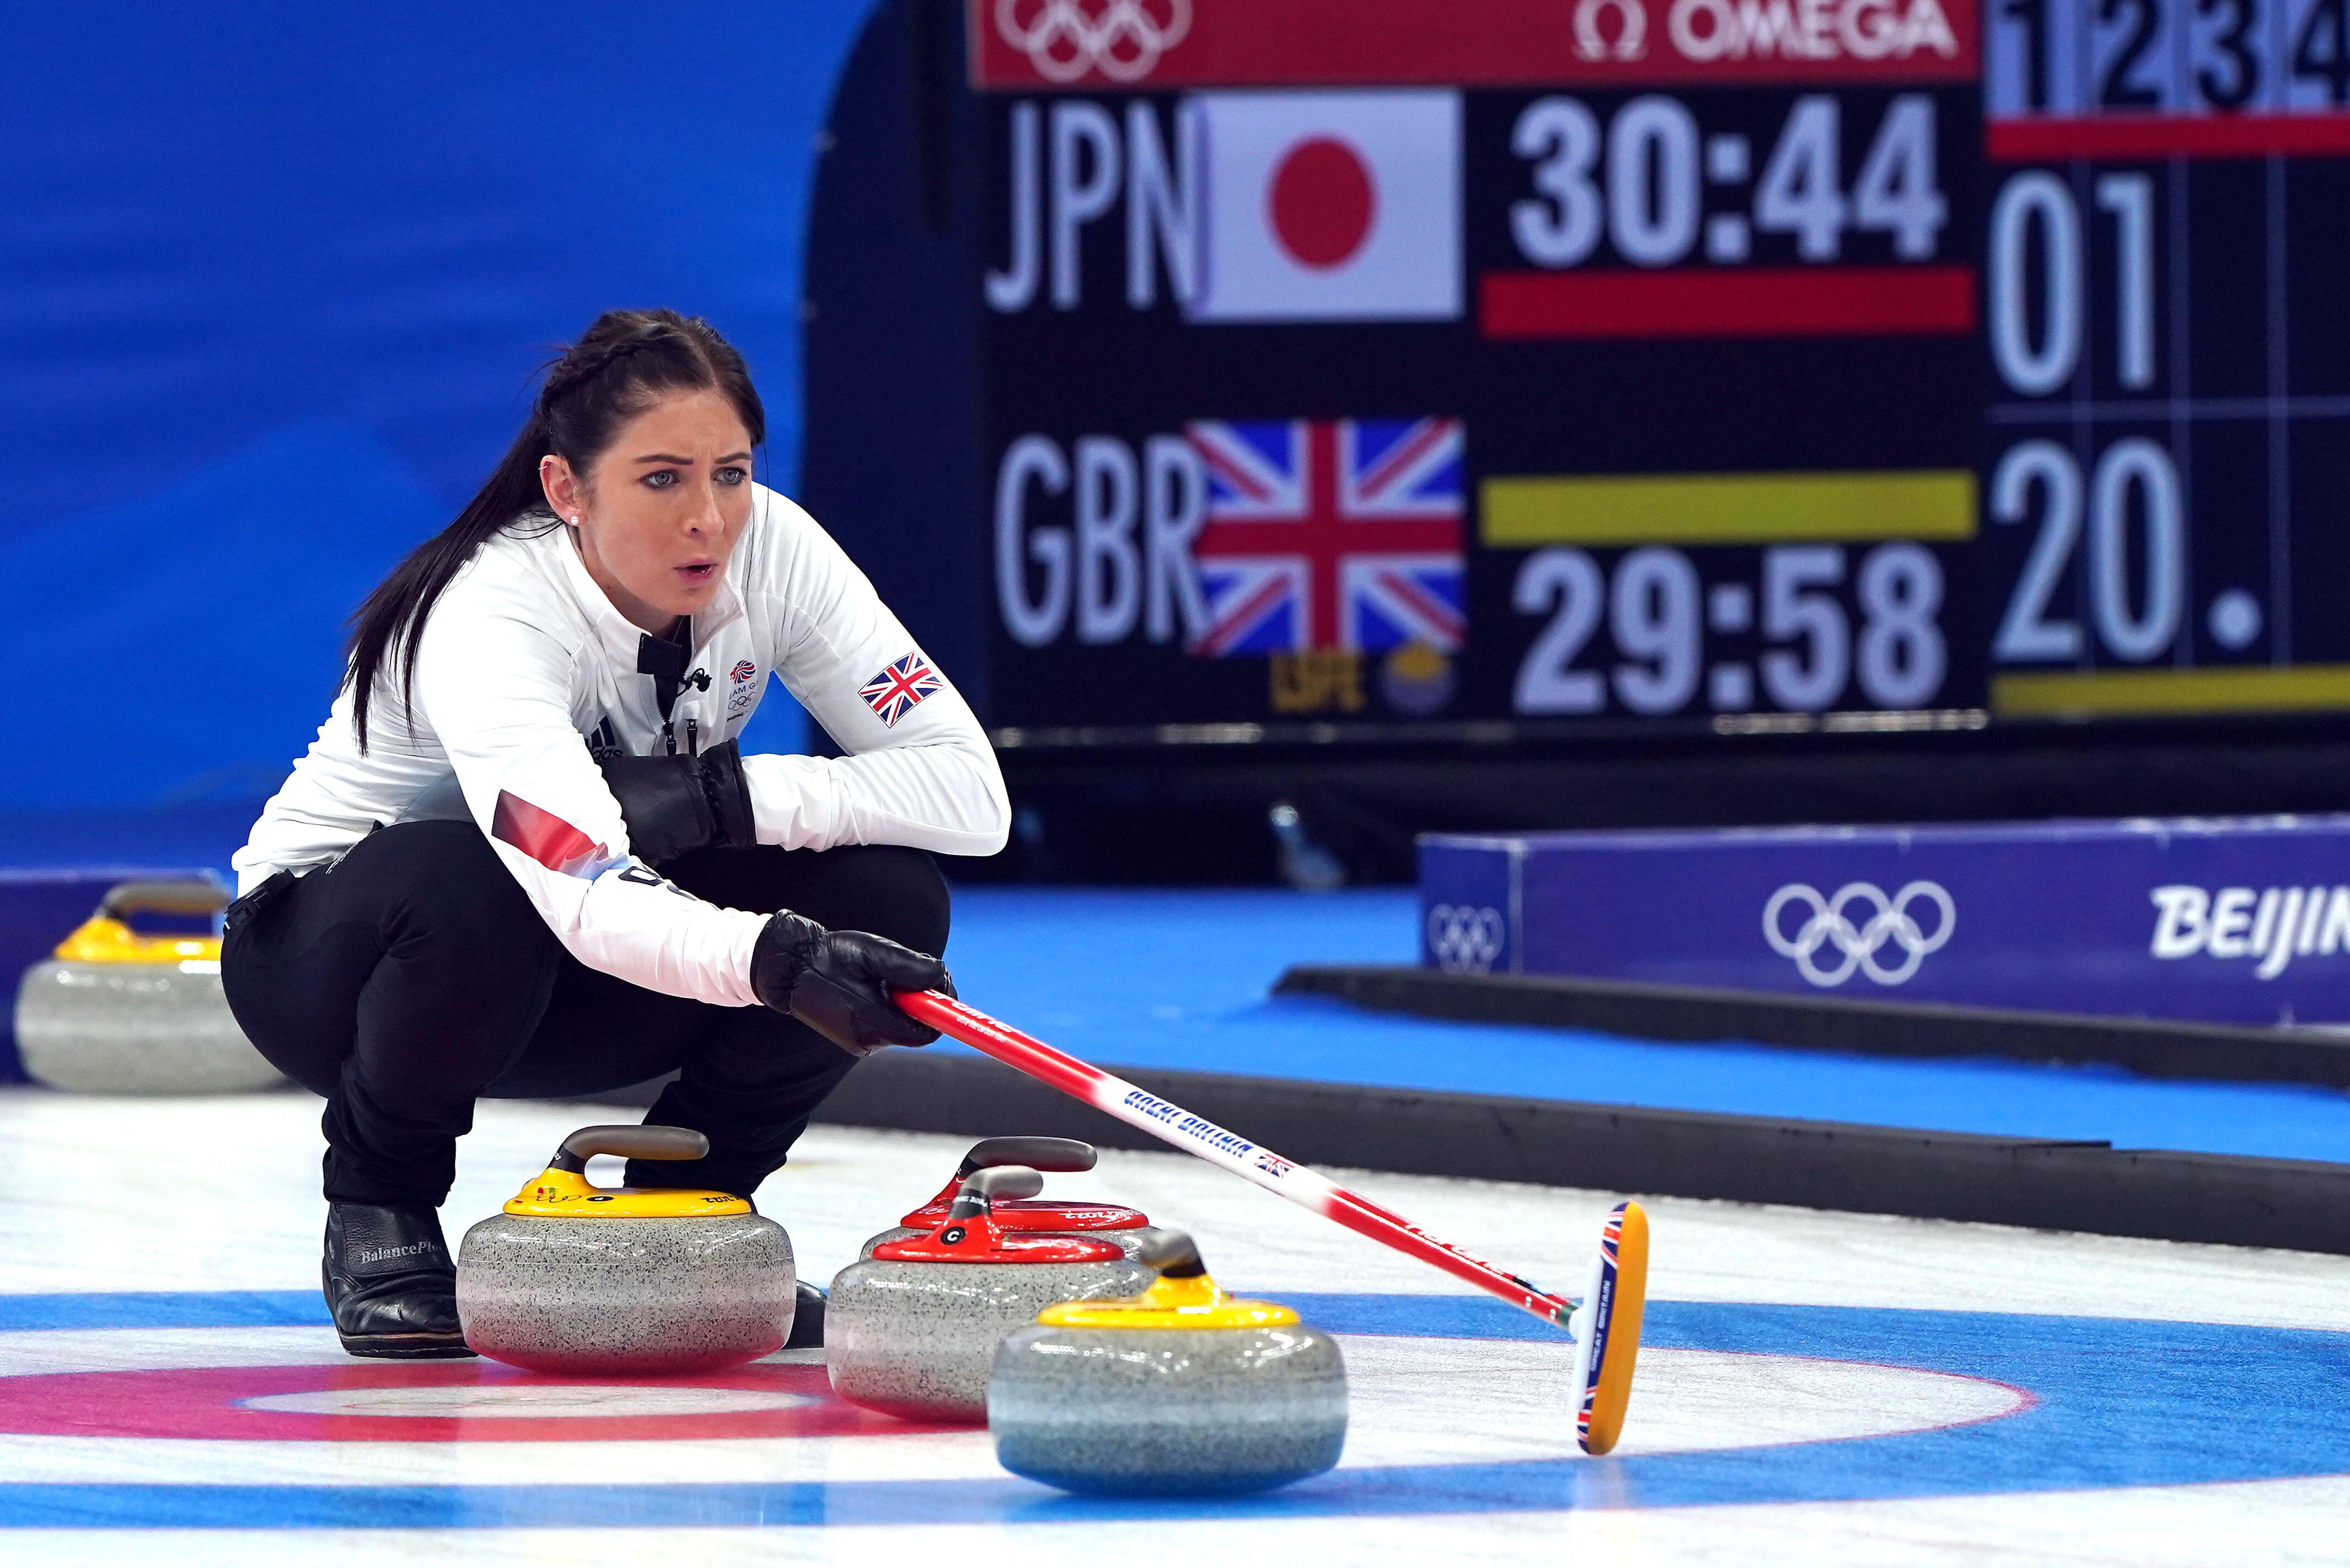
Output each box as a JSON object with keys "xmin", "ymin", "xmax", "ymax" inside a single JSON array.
[
  {"xmin": 1762, "ymin": 880, "xmax": 1955, "ymax": 987},
  {"xmin": 995, "ymin": 0, "xmax": 1192, "ymax": 83},
  {"xmin": 1426, "ymin": 904, "xmax": 1505, "ymax": 974}
]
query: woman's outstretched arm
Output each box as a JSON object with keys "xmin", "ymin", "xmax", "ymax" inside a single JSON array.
[{"xmin": 738, "ymin": 487, "xmax": 1011, "ymax": 858}]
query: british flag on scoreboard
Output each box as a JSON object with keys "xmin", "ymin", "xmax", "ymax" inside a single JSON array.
[
  {"xmin": 1184, "ymin": 417, "xmax": 1465, "ymax": 656},
  {"xmin": 858, "ymin": 652, "xmax": 943, "ymax": 728}
]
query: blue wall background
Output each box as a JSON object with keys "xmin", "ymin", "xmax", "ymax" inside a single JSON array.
[{"xmin": 0, "ymin": 1, "xmax": 887, "ymax": 814}]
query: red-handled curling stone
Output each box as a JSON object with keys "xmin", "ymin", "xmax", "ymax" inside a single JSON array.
[
  {"xmin": 828, "ymin": 1166, "xmax": 1155, "ymax": 1422},
  {"xmin": 859, "ymin": 1136, "xmax": 1153, "ymax": 1259}
]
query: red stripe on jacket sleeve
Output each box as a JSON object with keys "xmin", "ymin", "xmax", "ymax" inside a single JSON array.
[{"xmin": 491, "ymin": 790, "xmax": 609, "ymax": 878}]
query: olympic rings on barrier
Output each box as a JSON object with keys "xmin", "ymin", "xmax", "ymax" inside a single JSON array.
[
  {"xmin": 1426, "ymin": 904, "xmax": 1505, "ymax": 974},
  {"xmin": 995, "ymin": 0, "xmax": 1192, "ymax": 82},
  {"xmin": 1763, "ymin": 880, "xmax": 1956, "ymax": 987}
]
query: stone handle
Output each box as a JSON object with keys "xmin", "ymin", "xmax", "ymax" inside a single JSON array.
[
  {"xmin": 1138, "ymin": 1228, "xmax": 1208, "ymax": 1279},
  {"xmin": 946, "ymin": 1164, "xmax": 1044, "ymax": 1220},
  {"xmin": 549, "ymin": 1124, "xmax": 711, "ymax": 1174},
  {"xmin": 99, "ymin": 879, "xmax": 230, "ymax": 920},
  {"xmin": 956, "ymin": 1136, "xmax": 1097, "ymax": 1177}
]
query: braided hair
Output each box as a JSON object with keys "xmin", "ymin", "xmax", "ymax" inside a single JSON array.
[
  {"xmin": 344, "ymin": 309, "xmax": 765, "ymax": 749},
  {"xmin": 535, "ymin": 332, "xmax": 655, "ymax": 411}
]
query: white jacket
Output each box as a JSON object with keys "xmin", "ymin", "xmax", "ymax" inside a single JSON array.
[{"xmin": 233, "ymin": 484, "xmax": 1008, "ymax": 1006}]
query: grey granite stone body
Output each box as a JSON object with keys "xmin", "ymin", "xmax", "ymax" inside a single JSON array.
[
  {"xmin": 859, "ymin": 1224, "xmax": 1157, "ymax": 1260},
  {"xmin": 827, "ymin": 1255, "xmax": 1155, "ymax": 1421},
  {"xmin": 989, "ymin": 1323, "xmax": 1348, "ymax": 1495},
  {"xmin": 457, "ymin": 1212, "xmax": 793, "ymax": 1373},
  {"xmin": 15, "ymin": 960, "xmax": 283, "ymax": 1094}
]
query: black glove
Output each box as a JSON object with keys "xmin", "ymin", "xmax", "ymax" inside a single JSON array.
[
  {"xmin": 598, "ymin": 739, "xmax": 756, "ymax": 867},
  {"xmin": 750, "ymin": 910, "xmax": 955, "ymax": 1057}
]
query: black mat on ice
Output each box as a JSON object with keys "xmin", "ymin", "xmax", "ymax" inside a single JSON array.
[
  {"xmin": 1275, "ymin": 964, "xmax": 2350, "ymax": 1087},
  {"xmin": 785, "ymin": 1045, "xmax": 2350, "ymax": 1257}
]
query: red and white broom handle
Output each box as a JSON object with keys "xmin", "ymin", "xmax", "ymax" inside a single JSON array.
[{"xmin": 894, "ymin": 989, "xmax": 1577, "ymax": 1331}]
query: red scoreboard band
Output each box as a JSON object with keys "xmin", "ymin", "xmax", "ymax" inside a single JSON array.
[
  {"xmin": 1481, "ymin": 265, "xmax": 1977, "ymax": 340},
  {"xmin": 969, "ymin": 0, "xmax": 1982, "ymax": 92}
]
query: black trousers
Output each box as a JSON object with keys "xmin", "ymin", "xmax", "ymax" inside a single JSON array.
[{"xmin": 221, "ymin": 820, "xmax": 949, "ymax": 1207}]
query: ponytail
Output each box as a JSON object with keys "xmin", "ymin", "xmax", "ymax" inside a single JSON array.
[
  {"xmin": 344, "ymin": 417, "xmax": 554, "ymax": 749},
  {"xmin": 343, "ymin": 309, "xmax": 764, "ymax": 750}
]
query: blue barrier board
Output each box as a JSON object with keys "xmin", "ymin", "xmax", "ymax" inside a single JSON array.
[{"xmin": 1419, "ymin": 817, "xmax": 2350, "ymax": 1027}]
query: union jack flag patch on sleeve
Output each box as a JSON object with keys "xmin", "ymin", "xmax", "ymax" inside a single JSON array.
[{"xmin": 859, "ymin": 653, "xmax": 943, "ymax": 727}]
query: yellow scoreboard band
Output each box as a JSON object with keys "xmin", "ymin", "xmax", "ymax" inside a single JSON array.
[
  {"xmin": 1482, "ymin": 470, "xmax": 1978, "ymax": 547},
  {"xmin": 1995, "ymin": 665, "xmax": 2350, "ymax": 718}
]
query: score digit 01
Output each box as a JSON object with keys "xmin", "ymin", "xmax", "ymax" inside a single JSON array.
[
  {"xmin": 1983, "ymin": 162, "xmax": 2196, "ymax": 670},
  {"xmin": 1510, "ymin": 544, "xmax": 1949, "ymax": 718},
  {"xmin": 1510, "ymin": 92, "xmax": 1949, "ymax": 269}
]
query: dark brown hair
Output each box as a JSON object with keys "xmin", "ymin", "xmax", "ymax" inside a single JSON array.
[{"xmin": 344, "ymin": 308, "xmax": 764, "ymax": 748}]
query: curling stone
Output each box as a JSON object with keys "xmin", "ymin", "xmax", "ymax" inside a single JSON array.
[
  {"xmin": 14, "ymin": 879, "xmax": 283, "ymax": 1094},
  {"xmin": 988, "ymin": 1228, "xmax": 1346, "ymax": 1496},
  {"xmin": 828, "ymin": 1166, "xmax": 1155, "ymax": 1422},
  {"xmin": 860, "ymin": 1135, "xmax": 1155, "ymax": 1259},
  {"xmin": 457, "ymin": 1124, "xmax": 795, "ymax": 1374}
]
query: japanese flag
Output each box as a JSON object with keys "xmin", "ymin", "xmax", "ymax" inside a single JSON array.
[{"xmin": 1186, "ymin": 90, "xmax": 1462, "ymax": 325}]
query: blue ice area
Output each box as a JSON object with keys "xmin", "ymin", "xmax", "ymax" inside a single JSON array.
[{"xmin": 944, "ymin": 887, "xmax": 2350, "ymax": 1166}]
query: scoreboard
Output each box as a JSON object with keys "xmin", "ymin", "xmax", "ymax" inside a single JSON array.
[
  {"xmin": 815, "ymin": 0, "xmax": 2350, "ymax": 749},
  {"xmin": 1981, "ymin": 0, "xmax": 2350, "ymax": 718}
]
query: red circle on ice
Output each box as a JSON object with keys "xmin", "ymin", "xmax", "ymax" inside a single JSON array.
[
  {"xmin": 1268, "ymin": 137, "xmax": 1376, "ymax": 269},
  {"xmin": 0, "ymin": 1361, "xmax": 959, "ymax": 1442}
]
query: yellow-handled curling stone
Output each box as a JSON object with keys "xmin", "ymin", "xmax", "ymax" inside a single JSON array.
[
  {"xmin": 14, "ymin": 879, "xmax": 283, "ymax": 1094},
  {"xmin": 827, "ymin": 1166, "xmax": 1155, "ymax": 1422},
  {"xmin": 858, "ymin": 1136, "xmax": 1155, "ymax": 1258},
  {"xmin": 455, "ymin": 1124, "xmax": 794, "ymax": 1373},
  {"xmin": 988, "ymin": 1228, "xmax": 1347, "ymax": 1496}
]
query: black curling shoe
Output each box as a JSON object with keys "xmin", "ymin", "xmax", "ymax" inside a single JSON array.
[
  {"xmin": 786, "ymin": 1280, "xmax": 827, "ymax": 1349},
  {"xmin": 322, "ymin": 1202, "xmax": 475, "ymax": 1359}
]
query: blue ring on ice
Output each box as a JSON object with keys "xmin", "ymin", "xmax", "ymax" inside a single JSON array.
[{"xmin": 0, "ymin": 1288, "xmax": 2343, "ymax": 1526}]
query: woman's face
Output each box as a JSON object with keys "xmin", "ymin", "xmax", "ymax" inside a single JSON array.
[{"xmin": 540, "ymin": 387, "xmax": 756, "ymax": 633}]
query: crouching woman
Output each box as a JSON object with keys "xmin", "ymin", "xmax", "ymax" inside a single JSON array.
[{"xmin": 223, "ymin": 309, "xmax": 1006, "ymax": 1357}]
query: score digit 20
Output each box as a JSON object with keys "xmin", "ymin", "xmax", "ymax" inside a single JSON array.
[{"xmin": 1507, "ymin": 91, "xmax": 1956, "ymax": 269}]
